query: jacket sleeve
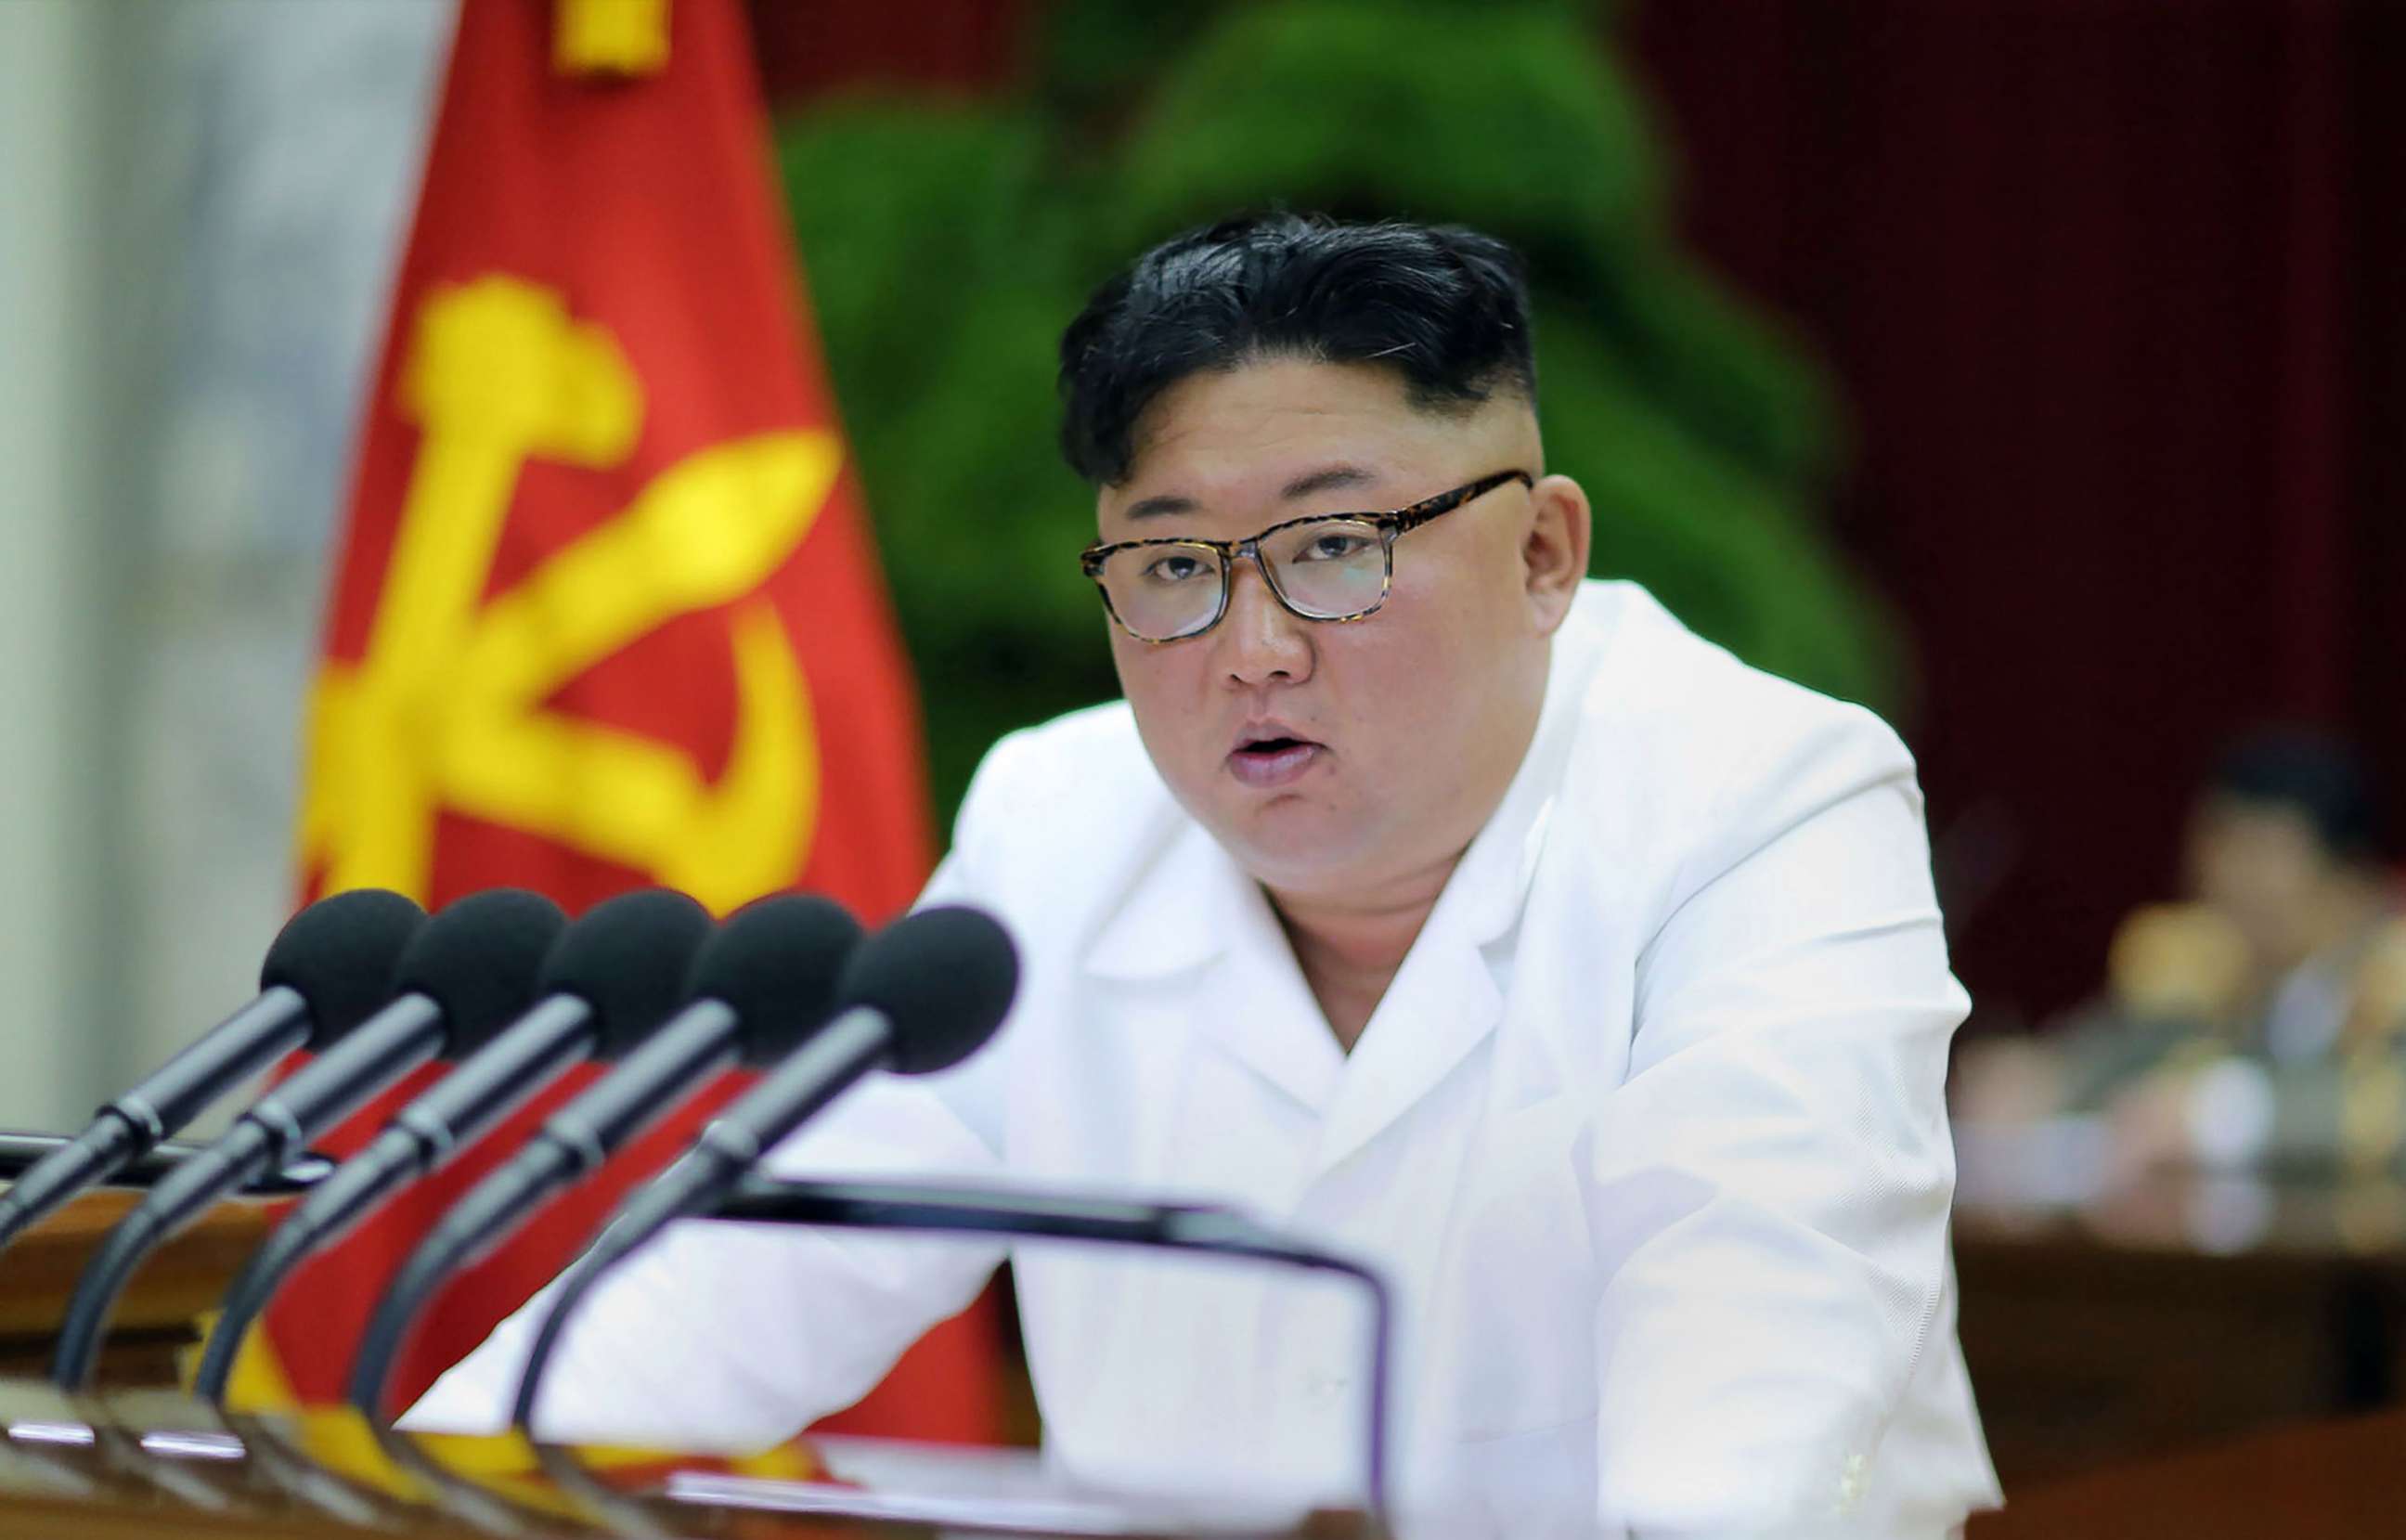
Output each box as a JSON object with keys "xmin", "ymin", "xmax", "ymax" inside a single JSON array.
[
  {"xmin": 1589, "ymin": 706, "xmax": 1973, "ymax": 1534},
  {"xmin": 401, "ymin": 770, "xmax": 1024, "ymax": 1450}
]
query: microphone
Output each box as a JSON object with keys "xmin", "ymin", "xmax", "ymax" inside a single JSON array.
[
  {"xmin": 190, "ymin": 887, "xmax": 715, "ymax": 1404},
  {"xmin": 48, "ymin": 887, "xmax": 565, "ymax": 1390},
  {"xmin": 344, "ymin": 891, "xmax": 861, "ymax": 1418},
  {"xmin": 504, "ymin": 904, "xmax": 1016, "ymax": 1430},
  {"xmin": 0, "ymin": 888, "xmax": 423, "ymax": 1252}
]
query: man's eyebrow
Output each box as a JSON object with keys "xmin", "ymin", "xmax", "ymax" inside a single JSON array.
[
  {"xmin": 1279, "ymin": 464, "xmax": 1378, "ymax": 501},
  {"xmin": 1119, "ymin": 465, "xmax": 1379, "ymax": 522}
]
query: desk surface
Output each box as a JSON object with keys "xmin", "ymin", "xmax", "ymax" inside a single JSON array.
[
  {"xmin": 6, "ymin": 1376, "xmax": 2398, "ymax": 1540},
  {"xmin": 1971, "ymin": 1405, "xmax": 2406, "ymax": 1538},
  {"xmin": 0, "ymin": 1378, "xmax": 1379, "ymax": 1540},
  {"xmin": 1952, "ymin": 1150, "xmax": 2406, "ymax": 1486}
]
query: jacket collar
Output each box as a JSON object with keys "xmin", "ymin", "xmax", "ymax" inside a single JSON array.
[
  {"xmin": 1083, "ymin": 809, "xmax": 1248, "ymax": 983},
  {"xmin": 1083, "ymin": 817, "xmax": 1344, "ymax": 1114}
]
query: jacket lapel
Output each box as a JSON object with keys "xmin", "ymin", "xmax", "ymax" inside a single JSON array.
[{"xmin": 1086, "ymin": 819, "xmax": 1342, "ymax": 1115}]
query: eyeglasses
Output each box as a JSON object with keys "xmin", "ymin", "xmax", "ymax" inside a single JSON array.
[{"xmin": 1079, "ymin": 469, "xmax": 1534, "ymax": 644}]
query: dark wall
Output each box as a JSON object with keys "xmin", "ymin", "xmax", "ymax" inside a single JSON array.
[
  {"xmin": 748, "ymin": 0, "xmax": 1030, "ymax": 96},
  {"xmin": 1629, "ymin": 0, "xmax": 2405, "ymax": 1023}
]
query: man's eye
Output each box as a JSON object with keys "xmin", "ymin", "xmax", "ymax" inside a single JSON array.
[
  {"xmin": 1296, "ymin": 531, "xmax": 1374, "ymax": 562},
  {"xmin": 1143, "ymin": 552, "xmax": 1209, "ymax": 583}
]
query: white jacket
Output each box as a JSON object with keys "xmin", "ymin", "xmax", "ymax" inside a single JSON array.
[{"xmin": 410, "ymin": 580, "xmax": 2002, "ymax": 1536}]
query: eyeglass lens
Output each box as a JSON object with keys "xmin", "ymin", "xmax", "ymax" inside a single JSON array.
[{"xmin": 1095, "ymin": 517, "xmax": 1389, "ymax": 641}]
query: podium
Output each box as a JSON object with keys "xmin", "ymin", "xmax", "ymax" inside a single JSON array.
[
  {"xmin": 1, "ymin": 1381, "xmax": 2397, "ymax": 1540},
  {"xmin": 0, "ymin": 1376, "xmax": 1396, "ymax": 1539},
  {"xmin": 0, "ymin": 1189, "xmax": 1383, "ymax": 1537},
  {"xmin": 0, "ymin": 1189, "xmax": 275, "ymax": 1388}
]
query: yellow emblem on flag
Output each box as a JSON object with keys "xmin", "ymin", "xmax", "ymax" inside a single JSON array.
[
  {"xmin": 300, "ymin": 275, "xmax": 834, "ymax": 912},
  {"xmin": 554, "ymin": 0, "xmax": 672, "ymax": 77}
]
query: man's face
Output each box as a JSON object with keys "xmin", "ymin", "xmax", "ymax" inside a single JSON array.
[
  {"xmin": 2185, "ymin": 795, "xmax": 2351, "ymax": 972},
  {"xmin": 1093, "ymin": 357, "xmax": 1587, "ymax": 906}
]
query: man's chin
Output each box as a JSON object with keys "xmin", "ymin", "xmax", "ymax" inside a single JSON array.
[{"xmin": 1209, "ymin": 810, "xmax": 1378, "ymax": 897}]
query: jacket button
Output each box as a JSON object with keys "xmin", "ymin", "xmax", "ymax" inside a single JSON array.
[{"xmin": 1834, "ymin": 1452, "xmax": 1869, "ymax": 1514}]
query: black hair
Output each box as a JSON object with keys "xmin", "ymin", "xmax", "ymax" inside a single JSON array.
[
  {"xmin": 1056, "ymin": 212, "xmax": 1537, "ymax": 485},
  {"xmin": 2206, "ymin": 726, "xmax": 2385, "ymax": 863}
]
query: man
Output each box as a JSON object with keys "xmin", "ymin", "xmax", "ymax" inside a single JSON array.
[
  {"xmin": 411, "ymin": 214, "xmax": 2000, "ymax": 1534},
  {"xmin": 1959, "ymin": 728, "xmax": 2404, "ymax": 1176}
]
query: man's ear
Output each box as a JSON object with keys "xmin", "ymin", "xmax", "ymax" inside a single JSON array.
[{"xmin": 1522, "ymin": 473, "xmax": 1592, "ymax": 633}]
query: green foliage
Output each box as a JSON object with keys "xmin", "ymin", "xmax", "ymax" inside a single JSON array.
[{"xmin": 775, "ymin": 0, "xmax": 1900, "ymax": 827}]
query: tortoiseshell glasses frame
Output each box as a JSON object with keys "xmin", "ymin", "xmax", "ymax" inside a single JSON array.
[{"xmin": 1078, "ymin": 469, "xmax": 1535, "ymax": 644}]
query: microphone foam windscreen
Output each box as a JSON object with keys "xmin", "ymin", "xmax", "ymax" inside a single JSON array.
[
  {"xmin": 259, "ymin": 888, "xmax": 428, "ymax": 1049},
  {"xmin": 538, "ymin": 888, "xmax": 715, "ymax": 1056},
  {"xmin": 837, "ymin": 905, "xmax": 1019, "ymax": 1075},
  {"xmin": 391, "ymin": 888, "xmax": 569, "ymax": 1055},
  {"xmin": 687, "ymin": 893, "xmax": 863, "ymax": 1066}
]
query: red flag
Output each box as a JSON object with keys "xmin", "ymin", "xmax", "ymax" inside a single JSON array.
[{"xmin": 252, "ymin": 0, "xmax": 998, "ymax": 1440}]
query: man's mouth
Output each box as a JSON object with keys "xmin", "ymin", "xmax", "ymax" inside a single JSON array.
[{"xmin": 1227, "ymin": 731, "xmax": 1325, "ymax": 789}]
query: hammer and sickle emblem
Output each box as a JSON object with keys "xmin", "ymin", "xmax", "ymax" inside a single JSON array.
[{"xmin": 300, "ymin": 275, "xmax": 834, "ymax": 912}]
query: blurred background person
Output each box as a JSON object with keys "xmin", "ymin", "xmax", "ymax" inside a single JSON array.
[{"xmin": 1957, "ymin": 727, "xmax": 2406, "ymax": 1176}]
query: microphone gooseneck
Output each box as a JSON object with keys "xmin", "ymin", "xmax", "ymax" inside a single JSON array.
[
  {"xmin": 48, "ymin": 888, "xmax": 563, "ymax": 1390},
  {"xmin": 345, "ymin": 892, "xmax": 862, "ymax": 1420},
  {"xmin": 191, "ymin": 887, "xmax": 715, "ymax": 1404},
  {"xmin": 0, "ymin": 888, "xmax": 423, "ymax": 1252},
  {"xmin": 507, "ymin": 905, "xmax": 1018, "ymax": 1431}
]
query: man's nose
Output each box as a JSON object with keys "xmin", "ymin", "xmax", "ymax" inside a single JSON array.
[{"xmin": 1214, "ymin": 556, "xmax": 1313, "ymax": 687}]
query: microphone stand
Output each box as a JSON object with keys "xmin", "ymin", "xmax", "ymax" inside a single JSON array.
[
  {"xmin": 0, "ymin": 1132, "xmax": 333, "ymax": 1196},
  {"xmin": 360, "ymin": 1419, "xmax": 573, "ymax": 1540},
  {"xmin": 527, "ymin": 1438, "xmax": 681, "ymax": 1540},
  {"xmin": 220, "ymin": 1409, "xmax": 442, "ymax": 1536},
  {"xmin": 514, "ymin": 1174, "xmax": 1398, "ymax": 1520}
]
